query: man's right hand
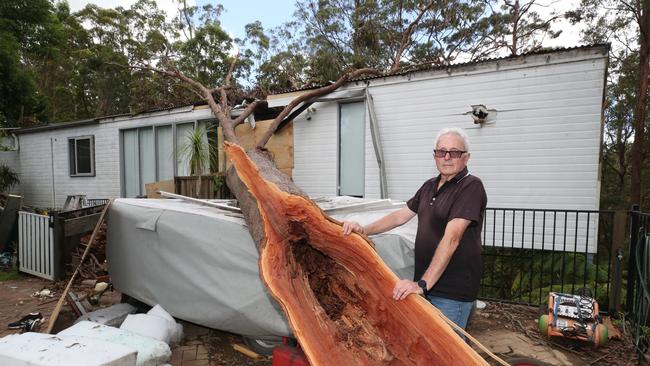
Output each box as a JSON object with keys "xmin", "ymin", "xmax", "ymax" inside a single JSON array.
[{"xmin": 342, "ymin": 221, "xmax": 364, "ymax": 235}]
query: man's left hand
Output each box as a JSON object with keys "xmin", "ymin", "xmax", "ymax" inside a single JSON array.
[{"xmin": 392, "ymin": 279, "xmax": 422, "ymax": 300}]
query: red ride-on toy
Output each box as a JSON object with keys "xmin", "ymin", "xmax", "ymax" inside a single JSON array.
[{"xmin": 538, "ymin": 291, "xmax": 608, "ymax": 347}]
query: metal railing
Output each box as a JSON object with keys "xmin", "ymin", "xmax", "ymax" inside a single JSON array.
[
  {"xmin": 629, "ymin": 208, "xmax": 650, "ymax": 362},
  {"xmin": 479, "ymin": 207, "xmax": 616, "ymax": 311},
  {"xmin": 82, "ymin": 198, "xmax": 110, "ymax": 208}
]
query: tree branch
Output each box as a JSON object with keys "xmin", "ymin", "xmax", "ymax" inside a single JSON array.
[
  {"xmin": 109, "ymin": 61, "xmax": 241, "ymax": 143},
  {"xmin": 389, "ymin": 1, "xmax": 434, "ymax": 73},
  {"xmin": 255, "ymin": 68, "xmax": 381, "ymax": 148},
  {"xmin": 232, "ymin": 100, "xmax": 263, "ymax": 128}
]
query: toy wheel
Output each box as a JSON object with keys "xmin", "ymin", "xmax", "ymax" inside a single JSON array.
[
  {"xmin": 538, "ymin": 315, "xmax": 549, "ymax": 336},
  {"xmin": 594, "ymin": 324, "xmax": 608, "ymax": 347}
]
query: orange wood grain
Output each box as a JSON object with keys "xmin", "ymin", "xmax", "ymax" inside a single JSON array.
[{"xmin": 225, "ymin": 141, "xmax": 488, "ymax": 366}]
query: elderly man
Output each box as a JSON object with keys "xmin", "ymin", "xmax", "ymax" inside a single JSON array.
[{"xmin": 342, "ymin": 127, "xmax": 487, "ymax": 330}]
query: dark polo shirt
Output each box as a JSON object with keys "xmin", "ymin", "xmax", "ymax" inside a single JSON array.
[{"xmin": 406, "ymin": 167, "xmax": 487, "ymax": 302}]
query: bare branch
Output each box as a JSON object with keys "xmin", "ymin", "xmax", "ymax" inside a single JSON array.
[
  {"xmin": 109, "ymin": 61, "xmax": 240, "ymax": 143},
  {"xmin": 256, "ymin": 68, "xmax": 381, "ymax": 148},
  {"xmin": 232, "ymin": 100, "xmax": 263, "ymax": 128},
  {"xmin": 389, "ymin": 1, "xmax": 434, "ymax": 73},
  {"xmin": 224, "ymin": 52, "xmax": 239, "ymax": 89}
]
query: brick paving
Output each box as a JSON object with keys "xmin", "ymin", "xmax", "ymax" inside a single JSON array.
[{"xmin": 171, "ymin": 322, "xmax": 211, "ymax": 366}]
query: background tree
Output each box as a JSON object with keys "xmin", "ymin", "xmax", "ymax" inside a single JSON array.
[
  {"xmin": 569, "ymin": 0, "xmax": 650, "ymax": 210},
  {"xmin": 487, "ymin": 0, "xmax": 562, "ymax": 56},
  {"xmin": 286, "ymin": 0, "xmax": 562, "ymax": 86},
  {"xmin": 0, "ymin": 0, "xmax": 59, "ymax": 126},
  {"xmin": 294, "ymin": 0, "xmax": 442, "ymax": 82}
]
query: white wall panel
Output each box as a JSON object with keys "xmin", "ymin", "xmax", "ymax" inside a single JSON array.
[
  {"xmin": 293, "ymin": 48, "xmax": 607, "ymax": 214},
  {"xmin": 16, "ymin": 107, "xmax": 214, "ymax": 208}
]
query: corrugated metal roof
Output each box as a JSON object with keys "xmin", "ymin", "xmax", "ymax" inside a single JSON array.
[
  {"xmin": 14, "ymin": 118, "xmax": 99, "ymax": 134},
  {"xmin": 271, "ymin": 44, "xmax": 610, "ymax": 94}
]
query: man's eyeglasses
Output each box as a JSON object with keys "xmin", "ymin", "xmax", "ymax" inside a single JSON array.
[{"xmin": 433, "ymin": 149, "xmax": 467, "ymax": 159}]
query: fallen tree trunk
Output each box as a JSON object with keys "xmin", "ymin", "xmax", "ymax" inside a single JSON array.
[{"xmin": 224, "ymin": 142, "xmax": 488, "ymax": 366}]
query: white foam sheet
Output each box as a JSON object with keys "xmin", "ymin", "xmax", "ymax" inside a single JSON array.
[
  {"xmin": 147, "ymin": 305, "xmax": 183, "ymax": 346},
  {"xmin": 59, "ymin": 321, "xmax": 171, "ymax": 366},
  {"xmin": 107, "ymin": 198, "xmax": 416, "ymax": 338},
  {"xmin": 120, "ymin": 314, "xmax": 175, "ymax": 345},
  {"xmin": 0, "ymin": 332, "xmax": 137, "ymax": 366}
]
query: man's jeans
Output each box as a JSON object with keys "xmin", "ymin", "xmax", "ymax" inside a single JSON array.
[{"xmin": 426, "ymin": 295, "xmax": 474, "ymax": 337}]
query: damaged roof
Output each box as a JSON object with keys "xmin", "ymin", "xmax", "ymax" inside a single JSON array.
[{"xmin": 269, "ymin": 44, "xmax": 610, "ymax": 95}]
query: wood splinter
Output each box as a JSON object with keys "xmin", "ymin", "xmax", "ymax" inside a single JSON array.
[{"xmin": 225, "ymin": 142, "xmax": 489, "ymax": 366}]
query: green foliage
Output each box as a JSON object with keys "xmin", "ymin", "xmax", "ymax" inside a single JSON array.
[
  {"xmin": 0, "ymin": 164, "xmax": 19, "ymax": 192},
  {"xmin": 284, "ymin": 0, "xmax": 562, "ymax": 85},
  {"xmin": 0, "ymin": 268, "xmax": 20, "ymax": 281},
  {"xmin": 0, "ymin": 0, "xmax": 55, "ymax": 126},
  {"xmin": 480, "ymin": 246, "xmax": 614, "ymax": 307},
  {"xmin": 0, "ymin": 0, "xmax": 596, "ymax": 127},
  {"xmin": 178, "ymin": 125, "xmax": 217, "ymax": 176},
  {"xmin": 568, "ymin": 0, "xmax": 650, "ymax": 210}
]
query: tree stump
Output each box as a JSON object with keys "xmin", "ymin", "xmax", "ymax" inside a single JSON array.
[{"xmin": 225, "ymin": 142, "xmax": 488, "ymax": 366}]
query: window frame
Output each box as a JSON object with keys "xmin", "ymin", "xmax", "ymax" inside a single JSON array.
[
  {"xmin": 337, "ymin": 99, "xmax": 366, "ymax": 198},
  {"xmin": 119, "ymin": 119, "xmax": 219, "ymax": 198},
  {"xmin": 68, "ymin": 135, "xmax": 96, "ymax": 177}
]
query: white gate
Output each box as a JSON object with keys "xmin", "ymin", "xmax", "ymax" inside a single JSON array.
[{"xmin": 18, "ymin": 211, "xmax": 55, "ymax": 280}]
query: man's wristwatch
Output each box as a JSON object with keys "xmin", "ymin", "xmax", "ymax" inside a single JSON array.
[{"xmin": 417, "ymin": 279, "xmax": 428, "ymax": 296}]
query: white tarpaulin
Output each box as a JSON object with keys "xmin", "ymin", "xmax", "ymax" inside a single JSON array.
[{"xmin": 107, "ymin": 197, "xmax": 417, "ymax": 338}]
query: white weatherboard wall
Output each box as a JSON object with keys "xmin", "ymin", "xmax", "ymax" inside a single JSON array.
[
  {"xmin": 16, "ymin": 106, "xmax": 214, "ymax": 208},
  {"xmin": 291, "ymin": 47, "xmax": 608, "ymax": 253}
]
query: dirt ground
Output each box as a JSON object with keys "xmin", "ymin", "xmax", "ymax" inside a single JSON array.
[
  {"xmin": 0, "ymin": 274, "xmax": 272, "ymax": 365},
  {"xmin": 0, "ymin": 273, "xmax": 643, "ymax": 365},
  {"xmin": 468, "ymin": 302, "xmax": 640, "ymax": 366}
]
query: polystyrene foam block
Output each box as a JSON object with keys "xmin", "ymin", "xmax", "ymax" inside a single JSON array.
[
  {"xmin": 120, "ymin": 314, "xmax": 172, "ymax": 344},
  {"xmin": 147, "ymin": 305, "xmax": 174, "ymax": 323},
  {"xmin": 59, "ymin": 321, "xmax": 171, "ymax": 366},
  {"xmin": 0, "ymin": 332, "xmax": 136, "ymax": 366},
  {"xmin": 147, "ymin": 305, "xmax": 183, "ymax": 346}
]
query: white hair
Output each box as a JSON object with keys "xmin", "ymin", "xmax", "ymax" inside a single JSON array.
[{"xmin": 434, "ymin": 127, "xmax": 470, "ymax": 152}]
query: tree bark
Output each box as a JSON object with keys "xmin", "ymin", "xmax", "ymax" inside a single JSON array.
[
  {"xmin": 631, "ymin": 1, "xmax": 650, "ymax": 206},
  {"xmin": 224, "ymin": 142, "xmax": 488, "ymax": 366}
]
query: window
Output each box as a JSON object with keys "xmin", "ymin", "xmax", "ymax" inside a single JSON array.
[
  {"xmin": 338, "ymin": 102, "xmax": 365, "ymax": 197},
  {"xmin": 120, "ymin": 121, "xmax": 216, "ymax": 197},
  {"xmin": 68, "ymin": 136, "xmax": 95, "ymax": 177}
]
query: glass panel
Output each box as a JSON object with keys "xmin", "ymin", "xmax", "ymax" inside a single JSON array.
[
  {"xmin": 122, "ymin": 129, "xmax": 140, "ymax": 197},
  {"xmin": 175, "ymin": 123, "xmax": 194, "ymax": 176},
  {"xmin": 139, "ymin": 127, "xmax": 155, "ymax": 194},
  {"xmin": 339, "ymin": 102, "xmax": 365, "ymax": 197},
  {"xmin": 156, "ymin": 125, "xmax": 174, "ymax": 180},
  {"xmin": 198, "ymin": 121, "xmax": 212, "ymax": 174},
  {"xmin": 76, "ymin": 138, "xmax": 92, "ymax": 174}
]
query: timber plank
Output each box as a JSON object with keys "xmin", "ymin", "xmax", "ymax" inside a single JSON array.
[{"xmin": 62, "ymin": 213, "xmax": 101, "ymax": 237}]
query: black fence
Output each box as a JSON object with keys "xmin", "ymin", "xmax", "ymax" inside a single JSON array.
[
  {"xmin": 628, "ymin": 207, "xmax": 650, "ymax": 362},
  {"xmin": 480, "ymin": 205, "xmax": 650, "ymax": 362},
  {"xmin": 479, "ymin": 207, "xmax": 620, "ymax": 313}
]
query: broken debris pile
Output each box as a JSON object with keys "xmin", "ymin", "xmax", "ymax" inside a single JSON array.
[
  {"xmin": 72, "ymin": 223, "xmax": 108, "ymax": 279},
  {"xmin": 0, "ymin": 303, "xmax": 181, "ymax": 366}
]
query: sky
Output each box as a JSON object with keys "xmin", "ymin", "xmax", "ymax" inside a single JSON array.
[
  {"xmin": 67, "ymin": 0, "xmax": 299, "ymax": 40},
  {"xmin": 65, "ymin": 0, "xmax": 586, "ymax": 48}
]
